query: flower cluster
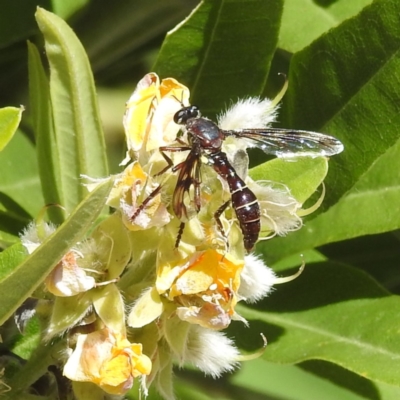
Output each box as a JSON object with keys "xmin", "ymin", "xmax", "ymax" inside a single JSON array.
[{"xmin": 20, "ymin": 73, "xmax": 323, "ymax": 399}]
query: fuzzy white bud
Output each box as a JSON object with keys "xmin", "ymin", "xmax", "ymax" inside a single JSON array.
[{"xmin": 239, "ymin": 254, "xmax": 276, "ymax": 303}]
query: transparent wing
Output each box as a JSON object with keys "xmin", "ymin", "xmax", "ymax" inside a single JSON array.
[
  {"xmin": 223, "ymin": 128, "xmax": 344, "ymax": 158},
  {"xmin": 172, "ymin": 150, "xmax": 202, "ymax": 221}
]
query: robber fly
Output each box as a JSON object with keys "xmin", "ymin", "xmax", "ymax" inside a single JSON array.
[{"xmin": 156, "ymin": 104, "xmax": 343, "ymax": 253}]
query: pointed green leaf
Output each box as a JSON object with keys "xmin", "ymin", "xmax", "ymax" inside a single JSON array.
[
  {"xmin": 261, "ymin": 0, "xmax": 400, "ymax": 262},
  {"xmin": 230, "ymin": 358, "xmax": 383, "ymax": 400},
  {"xmin": 0, "ymin": 106, "xmax": 23, "ymax": 151},
  {"xmin": 238, "ymin": 261, "xmax": 400, "ymax": 386},
  {"xmin": 154, "ymin": 0, "xmax": 284, "ymax": 115},
  {"xmin": 281, "ymin": 0, "xmax": 400, "ymax": 210},
  {"xmin": 35, "ymin": 8, "xmax": 108, "ymax": 216},
  {"xmin": 260, "ymin": 134, "xmax": 400, "ymax": 262},
  {"xmin": 28, "ymin": 41, "xmax": 64, "ymax": 223},
  {"xmin": 0, "ymin": 179, "xmax": 113, "ymax": 325}
]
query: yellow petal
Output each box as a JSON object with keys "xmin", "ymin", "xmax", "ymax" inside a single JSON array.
[{"xmin": 123, "ymin": 73, "xmax": 160, "ymax": 152}]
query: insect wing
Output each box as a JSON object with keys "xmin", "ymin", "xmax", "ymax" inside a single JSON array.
[
  {"xmin": 224, "ymin": 128, "xmax": 343, "ymax": 158},
  {"xmin": 172, "ymin": 149, "xmax": 202, "ymax": 221}
]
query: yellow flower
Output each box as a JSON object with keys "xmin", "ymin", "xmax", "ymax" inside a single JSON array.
[
  {"xmin": 108, "ymin": 161, "xmax": 171, "ymax": 230},
  {"xmin": 157, "ymin": 249, "xmax": 244, "ymax": 329},
  {"xmin": 123, "ymin": 72, "xmax": 190, "ymax": 164},
  {"xmin": 63, "ymin": 327, "xmax": 152, "ymax": 395}
]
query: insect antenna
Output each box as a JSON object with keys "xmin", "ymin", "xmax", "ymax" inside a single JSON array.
[{"xmin": 171, "ymin": 93, "xmax": 185, "ymax": 108}]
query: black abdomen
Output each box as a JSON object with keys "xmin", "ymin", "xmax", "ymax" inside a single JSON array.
[{"xmin": 210, "ymin": 151, "xmax": 261, "ymax": 252}]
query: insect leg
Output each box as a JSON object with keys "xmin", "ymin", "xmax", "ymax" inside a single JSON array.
[
  {"xmin": 214, "ymin": 200, "xmax": 231, "ymax": 238},
  {"xmin": 175, "ymin": 222, "xmax": 185, "ymax": 249},
  {"xmin": 131, "ymin": 185, "xmax": 162, "ymax": 221},
  {"xmin": 154, "ymin": 145, "xmax": 191, "ymax": 177}
]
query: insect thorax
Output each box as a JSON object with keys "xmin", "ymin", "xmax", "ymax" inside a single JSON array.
[{"xmin": 186, "ymin": 118, "xmax": 224, "ymax": 150}]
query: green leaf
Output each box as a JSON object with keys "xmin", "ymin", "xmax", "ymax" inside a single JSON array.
[
  {"xmin": 153, "ymin": 0, "xmax": 284, "ymax": 116},
  {"xmin": 47, "ymin": 293, "xmax": 92, "ymax": 337},
  {"xmin": 6, "ymin": 340, "xmax": 66, "ymax": 399},
  {"xmin": 261, "ymin": 136, "xmax": 400, "ymax": 262},
  {"xmin": 28, "ymin": 41, "xmax": 64, "ymax": 224},
  {"xmin": 175, "ymin": 377, "xmax": 218, "ymax": 400},
  {"xmin": 0, "ymin": 242, "xmax": 27, "ymax": 281},
  {"xmin": 281, "ymin": 0, "xmax": 400, "ymax": 210},
  {"xmin": 34, "ymin": 8, "xmax": 109, "ymax": 217},
  {"xmin": 279, "ymin": 0, "xmax": 372, "ymax": 53},
  {"xmin": 230, "ymin": 358, "xmax": 379, "ymax": 400},
  {"xmin": 0, "ymin": 106, "xmax": 23, "ymax": 151},
  {"xmin": 51, "ymin": 0, "xmax": 90, "ymax": 20},
  {"xmin": 0, "ymin": 130, "xmax": 43, "ymax": 218},
  {"xmin": 10, "ymin": 315, "xmax": 41, "ymax": 359},
  {"xmin": 71, "ymin": 382, "xmax": 109, "ymax": 400},
  {"xmin": 237, "ymin": 261, "xmax": 400, "ymax": 387},
  {"xmin": 0, "ymin": 179, "xmax": 113, "ymax": 326},
  {"xmin": 250, "ymin": 157, "xmax": 328, "ymax": 204},
  {"xmin": 71, "ymin": 0, "xmax": 198, "ymax": 78},
  {"xmin": 260, "ymin": 0, "xmax": 400, "ymax": 262}
]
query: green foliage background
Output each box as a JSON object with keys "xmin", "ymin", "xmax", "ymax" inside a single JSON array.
[{"xmin": 1, "ymin": 0, "xmax": 400, "ymax": 399}]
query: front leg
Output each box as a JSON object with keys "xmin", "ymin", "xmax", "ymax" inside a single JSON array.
[{"xmin": 154, "ymin": 144, "xmax": 191, "ymax": 177}]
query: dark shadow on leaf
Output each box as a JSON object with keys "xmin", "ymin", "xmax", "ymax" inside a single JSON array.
[
  {"xmin": 0, "ymin": 191, "xmax": 31, "ymax": 235},
  {"xmin": 319, "ymin": 233, "xmax": 400, "ymax": 294},
  {"xmin": 300, "ymin": 360, "xmax": 381, "ymax": 400},
  {"xmin": 0, "ymin": 192, "xmax": 31, "ymax": 218},
  {"xmin": 227, "ymin": 320, "xmax": 285, "ymax": 351},
  {"xmin": 249, "ymin": 261, "xmax": 388, "ymax": 313},
  {"xmin": 176, "ymin": 367, "xmax": 287, "ymax": 400},
  {"xmin": 313, "ymin": 0, "xmax": 338, "ymax": 7}
]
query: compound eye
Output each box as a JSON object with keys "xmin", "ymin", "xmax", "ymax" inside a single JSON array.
[
  {"xmin": 173, "ymin": 106, "xmax": 200, "ymax": 124},
  {"xmin": 173, "ymin": 109, "xmax": 187, "ymax": 124}
]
